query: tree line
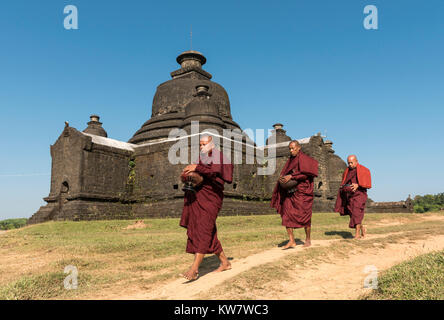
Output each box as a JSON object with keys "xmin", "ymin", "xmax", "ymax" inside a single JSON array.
[
  {"xmin": 413, "ymin": 193, "xmax": 444, "ymax": 213},
  {"xmin": 0, "ymin": 218, "xmax": 28, "ymax": 230}
]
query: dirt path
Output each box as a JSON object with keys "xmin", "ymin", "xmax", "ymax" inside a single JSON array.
[
  {"xmin": 116, "ymin": 229, "xmax": 444, "ymax": 300},
  {"xmin": 273, "ymin": 234, "xmax": 444, "ymax": 300},
  {"xmin": 3, "ymin": 214, "xmax": 443, "ymax": 300},
  {"xmin": 123, "ymin": 238, "xmax": 340, "ymax": 300},
  {"xmin": 111, "ymin": 214, "xmax": 444, "ymax": 300}
]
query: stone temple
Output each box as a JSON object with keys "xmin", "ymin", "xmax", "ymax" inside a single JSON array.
[{"xmin": 28, "ymin": 50, "xmax": 410, "ymax": 224}]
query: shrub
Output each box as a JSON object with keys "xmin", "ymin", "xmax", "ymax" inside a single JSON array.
[
  {"xmin": 0, "ymin": 218, "xmax": 28, "ymax": 230},
  {"xmin": 412, "ymin": 193, "xmax": 444, "ymax": 213}
]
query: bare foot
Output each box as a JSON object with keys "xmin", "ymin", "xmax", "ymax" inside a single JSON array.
[
  {"xmin": 214, "ymin": 262, "xmax": 232, "ymax": 273},
  {"xmin": 361, "ymin": 226, "xmax": 367, "ymax": 238},
  {"xmin": 179, "ymin": 269, "xmax": 199, "ymax": 281},
  {"xmin": 354, "ymin": 235, "xmax": 362, "ymax": 240},
  {"xmin": 282, "ymin": 242, "xmax": 297, "ymax": 250},
  {"xmin": 303, "ymin": 240, "xmax": 311, "ymax": 247}
]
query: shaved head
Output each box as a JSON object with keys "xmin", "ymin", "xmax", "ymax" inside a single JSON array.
[
  {"xmin": 288, "ymin": 140, "xmax": 301, "ymax": 157},
  {"xmin": 199, "ymin": 134, "xmax": 214, "ymax": 153},
  {"xmin": 200, "ymin": 134, "xmax": 213, "ymax": 143},
  {"xmin": 347, "ymin": 155, "xmax": 358, "ymax": 169}
]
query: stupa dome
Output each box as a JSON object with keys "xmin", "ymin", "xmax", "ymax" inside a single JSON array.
[
  {"xmin": 129, "ymin": 51, "xmax": 240, "ymax": 144},
  {"xmin": 83, "ymin": 115, "xmax": 108, "ymax": 137}
]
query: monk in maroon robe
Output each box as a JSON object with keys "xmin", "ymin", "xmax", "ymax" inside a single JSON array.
[
  {"xmin": 179, "ymin": 135, "xmax": 233, "ymax": 281},
  {"xmin": 271, "ymin": 140, "xmax": 318, "ymax": 248},
  {"xmin": 334, "ymin": 155, "xmax": 372, "ymax": 239}
]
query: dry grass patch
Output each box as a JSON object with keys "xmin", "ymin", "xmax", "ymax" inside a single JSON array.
[
  {"xmin": 199, "ymin": 219, "xmax": 444, "ymax": 299},
  {"xmin": 1, "ymin": 212, "xmax": 443, "ymax": 299}
]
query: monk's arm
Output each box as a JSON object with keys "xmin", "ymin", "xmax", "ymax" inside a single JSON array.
[
  {"xmin": 194, "ymin": 163, "xmax": 218, "ymax": 179},
  {"xmin": 291, "ymin": 172, "xmax": 308, "ymax": 181}
]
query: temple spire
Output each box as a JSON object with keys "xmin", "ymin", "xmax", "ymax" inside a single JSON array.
[{"xmin": 83, "ymin": 114, "xmax": 108, "ymax": 137}]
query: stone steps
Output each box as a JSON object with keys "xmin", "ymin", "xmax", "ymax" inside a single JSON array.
[{"xmin": 27, "ymin": 204, "xmax": 58, "ymax": 225}]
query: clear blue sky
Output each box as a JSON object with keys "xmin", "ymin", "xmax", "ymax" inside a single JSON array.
[{"xmin": 0, "ymin": 0, "xmax": 443, "ymax": 220}]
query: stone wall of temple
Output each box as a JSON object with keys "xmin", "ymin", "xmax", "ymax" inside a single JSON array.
[
  {"xmin": 28, "ymin": 126, "xmax": 134, "ymax": 224},
  {"xmin": 29, "ymin": 125, "xmax": 348, "ymax": 224},
  {"xmin": 366, "ymin": 197, "xmax": 414, "ymax": 213},
  {"xmin": 80, "ymin": 143, "xmax": 132, "ymax": 198},
  {"xmin": 28, "ymin": 122, "xmax": 412, "ymax": 224},
  {"xmin": 27, "ymin": 50, "xmax": 413, "ymax": 225},
  {"xmin": 46, "ymin": 127, "xmax": 85, "ymax": 201}
]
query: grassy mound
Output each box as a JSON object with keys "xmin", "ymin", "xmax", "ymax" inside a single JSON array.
[
  {"xmin": 0, "ymin": 212, "xmax": 443, "ymax": 299},
  {"xmin": 363, "ymin": 250, "xmax": 444, "ymax": 300}
]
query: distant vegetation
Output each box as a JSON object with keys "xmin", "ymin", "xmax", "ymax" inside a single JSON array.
[
  {"xmin": 412, "ymin": 193, "xmax": 444, "ymax": 213},
  {"xmin": 0, "ymin": 218, "xmax": 28, "ymax": 230}
]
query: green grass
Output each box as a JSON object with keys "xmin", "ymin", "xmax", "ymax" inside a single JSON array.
[
  {"xmin": 0, "ymin": 211, "xmax": 443, "ymax": 299},
  {"xmin": 2, "ymin": 212, "xmax": 441, "ymax": 259},
  {"xmin": 199, "ymin": 214, "xmax": 444, "ymax": 299},
  {"xmin": 0, "ymin": 271, "xmax": 95, "ymax": 300},
  {"xmin": 1, "ymin": 219, "xmax": 187, "ymax": 257},
  {"xmin": 1, "ymin": 212, "xmax": 431, "ymax": 260},
  {"xmin": 362, "ymin": 250, "xmax": 444, "ymax": 300}
]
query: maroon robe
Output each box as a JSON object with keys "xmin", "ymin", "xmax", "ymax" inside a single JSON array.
[
  {"xmin": 180, "ymin": 148, "xmax": 233, "ymax": 254},
  {"xmin": 334, "ymin": 168, "xmax": 368, "ymax": 228},
  {"xmin": 271, "ymin": 151, "xmax": 318, "ymax": 228}
]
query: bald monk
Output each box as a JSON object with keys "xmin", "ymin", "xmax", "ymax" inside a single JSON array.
[
  {"xmin": 271, "ymin": 140, "xmax": 319, "ymax": 248},
  {"xmin": 334, "ymin": 155, "xmax": 372, "ymax": 239},
  {"xmin": 179, "ymin": 135, "xmax": 233, "ymax": 281}
]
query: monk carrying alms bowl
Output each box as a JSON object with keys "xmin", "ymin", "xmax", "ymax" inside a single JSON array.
[
  {"xmin": 271, "ymin": 140, "xmax": 319, "ymax": 249},
  {"xmin": 178, "ymin": 134, "xmax": 234, "ymax": 282},
  {"xmin": 279, "ymin": 179, "xmax": 298, "ymax": 193},
  {"xmin": 181, "ymin": 171, "xmax": 204, "ymax": 192}
]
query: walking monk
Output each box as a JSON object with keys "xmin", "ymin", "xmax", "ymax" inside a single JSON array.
[
  {"xmin": 179, "ymin": 135, "xmax": 233, "ymax": 281},
  {"xmin": 271, "ymin": 140, "xmax": 318, "ymax": 248},
  {"xmin": 334, "ymin": 155, "xmax": 371, "ymax": 239}
]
